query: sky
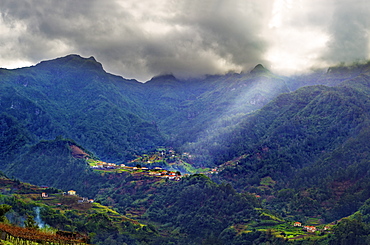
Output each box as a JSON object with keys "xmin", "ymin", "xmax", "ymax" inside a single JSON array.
[{"xmin": 0, "ymin": 0, "xmax": 369, "ymax": 82}]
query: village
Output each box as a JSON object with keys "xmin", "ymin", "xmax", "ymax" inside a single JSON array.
[
  {"xmin": 70, "ymin": 145, "xmax": 185, "ymax": 181},
  {"xmin": 293, "ymin": 221, "xmax": 331, "ymax": 233},
  {"xmin": 89, "ymin": 161, "xmax": 183, "ymax": 181},
  {"xmin": 40, "ymin": 188, "xmax": 95, "ymax": 207}
]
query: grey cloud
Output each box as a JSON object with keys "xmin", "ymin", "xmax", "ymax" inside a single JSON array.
[
  {"xmin": 170, "ymin": 0, "xmax": 272, "ymax": 69},
  {"xmin": 323, "ymin": 1, "xmax": 370, "ymax": 64},
  {"xmin": 0, "ymin": 0, "xmax": 272, "ymax": 81},
  {"xmin": 1, "ymin": 0, "xmax": 369, "ymax": 81}
]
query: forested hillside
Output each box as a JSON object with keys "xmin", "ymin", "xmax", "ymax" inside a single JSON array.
[
  {"xmin": 0, "ymin": 55, "xmax": 162, "ymax": 163},
  {"xmin": 144, "ymin": 65, "xmax": 289, "ymax": 152},
  {"xmin": 210, "ymin": 63, "xmax": 370, "ymax": 223},
  {"xmin": 2, "ymin": 55, "xmax": 370, "ymax": 244},
  {"xmin": 5, "ymin": 138, "xmax": 104, "ymax": 197}
]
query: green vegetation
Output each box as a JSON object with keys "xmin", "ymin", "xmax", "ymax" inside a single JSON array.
[
  {"xmin": 0, "ymin": 175, "xmax": 161, "ymax": 244},
  {"xmin": 126, "ymin": 148, "xmax": 209, "ymax": 174},
  {"xmin": 207, "ymin": 73, "xmax": 370, "ymax": 224},
  {"xmin": 5, "ymin": 138, "xmax": 106, "ymax": 198},
  {"xmin": 2, "ymin": 56, "xmax": 370, "ymax": 243},
  {"xmin": 0, "ymin": 55, "xmax": 164, "ymax": 163}
]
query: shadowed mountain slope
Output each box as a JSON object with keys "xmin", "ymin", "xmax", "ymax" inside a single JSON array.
[{"xmin": 0, "ymin": 54, "xmax": 291, "ymax": 164}]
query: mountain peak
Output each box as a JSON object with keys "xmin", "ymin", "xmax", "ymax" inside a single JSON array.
[
  {"xmin": 146, "ymin": 74, "xmax": 179, "ymax": 84},
  {"xmin": 36, "ymin": 54, "xmax": 104, "ymax": 72},
  {"xmin": 250, "ymin": 64, "xmax": 269, "ymax": 75}
]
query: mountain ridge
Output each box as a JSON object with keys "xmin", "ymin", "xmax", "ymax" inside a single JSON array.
[
  {"xmin": 35, "ymin": 54, "xmax": 105, "ymax": 72},
  {"xmin": 2, "ymin": 54, "xmax": 370, "ymax": 244}
]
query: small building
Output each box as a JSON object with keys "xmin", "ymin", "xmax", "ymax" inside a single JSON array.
[
  {"xmin": 41, "ymin": 192, "xmax": 48, "ymax": 198},
  {"xmin": 304, "ymin": 226, "xmax": 317, "ymax": 232},
  {"xmin": 294, "ymin": 222, "xmax": 302, "ymax": 227},
  {"xmin": 78, "ymin": 197, "xmax": 89, "ymax": 204},
  {"xmin": 68, "ymin": 190, "xmax": 76, "ymax": 196}
]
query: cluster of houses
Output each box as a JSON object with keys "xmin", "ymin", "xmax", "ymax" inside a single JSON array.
[
  {"xmin": 90, "ymin": 162, "xmax": 182, "ymax": 181},
  {"xmin": 209, "ymin": 167, "xmax": 219, "ymax": 174},
  {"xmin": 145, "ymin": 167, "xmax": 182, "ymax": 181},
  {"xmin": 90, "ymin": 162, "xmax": 121, "ymax": 170},
  {"xmin": 129, "ymin": 149, "xmax": 181, "ymax": 166},
  {"xmin": 293, "ymin": 222, "xmax": 331, "ymax": 233},
  {"xmin": 41, "ymin": 189, "xmax": 94, "ymax": 204},
  {"xmin": 66, "ymin": 190, "xmax": 94, "ymax": 203}
]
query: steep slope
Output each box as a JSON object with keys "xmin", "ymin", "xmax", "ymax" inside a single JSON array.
[
  {"xmin": 5, "ymin": 138, "xmax": 104, "ymax": 197},
  {"xmin": 285, "ymin": 61, "xmax": 370, "ymax": 91},
  {"xmin": 3, "ymin": 137, "xmax": 267, "ymax": 244},
  {"xmin": 0, "ymin": 55, "xmax": 291, "ymax": 165},
  {"xmin": 0, "ymin": 113, "xmax": 31, "ymax": 165},
  {"xmin": 144, "ymin": 65, "xmax": 290, "ymax": 166},
  {"xmin": 179, "ymin": 65, "xmax": 290, "ymax": 165},
  {"xmin": 4, "ymin": 56, "xmax": 370, "ymax": 243},
  {"xmin": 0, "ymin": 55, "xmax": 163, "ymax": 162},
  {"xmin": 211, "ymin": 66, "xmax": 370, "ymax": 222},
  {"xmin": 285, "ymin": 127, "xmax": 370, "ymax": 221},
  {"xmin": 0, "ymin": 174, "xmax": 160, "ymax": 245}
]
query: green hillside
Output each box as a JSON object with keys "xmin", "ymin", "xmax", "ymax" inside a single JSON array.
[
  {"xmin": 0, "ymin": 55, "xmax": 163, "ymax": 163},
  {"xmin": 1, "ymin": 55, "xmax": 293, "ymax": 163},
  {"xmin": 210, "ymin": 64, "xmax": 370, "ymax": 224},
  {"xmin": 145, "ymin": 65, "xmax": 290, "ymax": 165},
  {"xmin": 0, "ymin": 173, "xmax": 163, "ymax": 244},
  {"xmin": 3, "ymin": 55, "xmax": 370, "ymax": 244},
  {"xmin": 5, "ymin": 138, "xmax": 103, "ymax": 197}
]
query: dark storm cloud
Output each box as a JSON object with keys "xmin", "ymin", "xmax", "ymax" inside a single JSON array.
[
  {"xmin": 0, "ymin": 0, "xmax": 369, "ymax": 81},
  {"xmin": 0, "ymin": 0, "xmax": 272, "ymax": 81}
]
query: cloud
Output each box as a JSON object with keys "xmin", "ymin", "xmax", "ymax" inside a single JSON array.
[
  {"xmin": 323, "ymin": 0, "xmax": 370, "ymax": 64},
  {"xmin": 263, "ymin": 0, "xmax": 333, "ymax": 74},
  {"xmin": 0, "ymin": 0, "xmax": 369, "ymax": 81},
  {"xmin": 263, "ymin": 0, "xmax": 370, "ymax": 74},
  {"xmin": 0, "ymin": 0, "xmax": 273, "ymax": 81}
]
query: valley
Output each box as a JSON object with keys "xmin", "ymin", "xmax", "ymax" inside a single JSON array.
[{"xmin": 1, "ymin": 55, "xmax": 370, "ymax": 244}]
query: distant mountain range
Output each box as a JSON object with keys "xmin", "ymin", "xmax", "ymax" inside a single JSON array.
[
  {"xmin": 0, "ymin": 54, "xmax": 291, "ymax": 164},
  {"xmin": 2, "ymin": 55, "xmax": 370, "ymax": 244}
]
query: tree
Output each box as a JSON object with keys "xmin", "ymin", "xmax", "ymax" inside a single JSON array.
[
  {"xmin": 24, "ymin": 214, "xmax": 38, "ymax": 229},
  {"xmin": 330, "ymin": 215, "xmax": 370, "ymax": 245},
  {"xmin": 0, "ymin": 204, "xmax": 11, "ymax": 222}
]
